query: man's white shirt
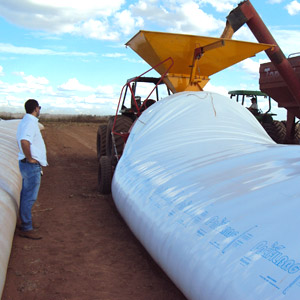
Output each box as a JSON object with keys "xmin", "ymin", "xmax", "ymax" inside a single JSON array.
[{"xmin": 17, "ymin": 114, "xmax": 48, "ymax": 166}]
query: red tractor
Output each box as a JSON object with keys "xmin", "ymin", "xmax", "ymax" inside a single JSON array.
[{"xmin": 97, "ymin": 59, "xmax": 173, "ymax": 194}]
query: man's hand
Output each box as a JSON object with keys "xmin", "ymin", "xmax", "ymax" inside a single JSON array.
[
  {"xmin": 27, "ymin": 158, "xmax": 39, "ymax": 164},
  {"xmin": 20, "ymin": 140, "xmax": 38, "ymax": 163}
]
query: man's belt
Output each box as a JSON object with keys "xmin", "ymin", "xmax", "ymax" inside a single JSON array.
[{"xmin": 20, "ymin": 158, "xmax": 41, "ymax": 165}]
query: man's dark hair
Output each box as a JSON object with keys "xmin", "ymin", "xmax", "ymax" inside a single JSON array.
[{"xmin": 25, "ymin": 99, "xmax": 39, "ymax": 114}]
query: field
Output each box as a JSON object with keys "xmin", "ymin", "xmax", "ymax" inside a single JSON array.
[{"xmin": 2, "ymin": 121, "xmax": 186, "ymax": 300}]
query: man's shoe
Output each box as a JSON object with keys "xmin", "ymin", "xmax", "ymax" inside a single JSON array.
[{"xmin": 19, "ymin": 230, "xmax": 42, "ymax": 240}]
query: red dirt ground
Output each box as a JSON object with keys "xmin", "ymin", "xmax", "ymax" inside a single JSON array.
[{"xmin": 2, "ymin": 122, "xmax": 186, "ymax": 300}]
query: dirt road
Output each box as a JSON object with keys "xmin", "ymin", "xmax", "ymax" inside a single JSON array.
[{"xmin": 2, "ymin": 122, "xmax": 186, "ymax": 300}]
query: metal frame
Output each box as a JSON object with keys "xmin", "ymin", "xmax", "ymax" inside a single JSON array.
[{"xmin": 112, "ymin": 57, "xmax": 174, "ymax": 143}]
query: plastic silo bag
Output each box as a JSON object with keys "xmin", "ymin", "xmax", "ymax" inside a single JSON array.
[
  {"xmin": 112, "ymin": 91, "xmax": 300, "ymax": 300},
  {"xmin": 0, "ymin": 119, "xmax": 22, "ymax": 297}
]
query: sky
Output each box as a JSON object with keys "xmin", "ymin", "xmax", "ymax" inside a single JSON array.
[{"xmin": 0, "ymin": 0, "xmax": 300, "ymax": 117}]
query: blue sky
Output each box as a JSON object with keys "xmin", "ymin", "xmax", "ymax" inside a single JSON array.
[{"xmin": 0, "ymin": 0, "xmax": 299, "ymax": 116}]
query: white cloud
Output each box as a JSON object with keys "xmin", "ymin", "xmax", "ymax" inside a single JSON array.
[
  {"xmin": 231, "ymin": 26, "xmax": 257, "ymax": 43},
  {"xmin": 96, "ymin": 85, "xmax": 116, "ymax": 98},
  {"xmin": 0, "ymin": 0, "xmax": 125, "ymax": 40},
  {"xmin": 236, "ymin": 58, "xmax": 270, "ymax": 80},
  {"xmin": 272, "ymin": 29, "xmax": 300, "ymax": 55},
  {"xmin": 29, "ymin": 0, "xmax": 123, "ymax": 15},
  {"xmin": 268, "ymin": 0, "xmax": 284, "ymax": 3},
  {"xmin": 0, "ymin": 66, "xmax": 3, "ymax": 76},
  {"xmin": 239, "ymin": 58, "xmax": 260, "ymax": 77},
  {"xmin": 102, "ymin": 53, "xmax": 126, "ymax": 58},
  {"xmin": 21, "ymin": 74, "xmax": 49, "ymax": 85},
  {"xmin": 286, "ymin": 0, "xmax": 300, "ymax": 15},
  {"xmin": 1, "ymin": 0, "xmax": 125, "ymax": 22},
  {"xmin": 0, "ymin": 0, "xmax": 235, "ymax": 42},
  {"xmin": 114, "ymin": 10, "xmax": 144, "ymax": 35},
  {"xmin": 130, "ymin": 1, "xmax": 225, "ymax": 35},
  {"xmin": 58, "ymin": 78, "xmax": 94, "ymax": 92},
  {"xmin": 0, "ymin": 72, "xmax": 50, "ymax": 96},
  {"xmin": 73, "ymin": 19, "xmax": 119, "ymax": 41},
  {"xmin": 230, "ymin": 27, "xmax": 300, "ymax": 58},
  {"xmin": 200, "ymin": 0, "xmax": 237, "ymax": 13},
  {"xmin": 130, "ymin": 0, "xmax": 172, "ymax": 30},
  {"xmin": 123, "ymin": 57, "xmax": 146, "ymax": 64},
  {"xmin": 0, "ymin": 72, "xmax": 117, "ymax": 115},
  {"xmin": 170, "ymin": 2, "xmax": 224, "ymax": 34},
  {"xmin": 0, "ymin": 43, "xmax": 95, "ymax": 56},
  {"xmin": 203, "ymin": 81, "xmax": 228, "ymax": 96},
  {"xmin": 42, "ymin": 94, "xmax": 116, "ymax": 115},
  {"xmin": 84, "ymin": 93, "xmax": 119, "ymax": 106}
]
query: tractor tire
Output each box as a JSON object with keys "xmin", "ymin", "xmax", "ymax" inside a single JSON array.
[
  {"xmin": 262, "ymin": 120, "xmax": 286, "ymax": 144},
  {"xmin": 98, "ymin": 156, "xmax": 112, "ymax": 194},
  {"xmin": 281, "ymin": 120, "xmax": 300, "ymax": 144},
  {"xmin": 294, "ymin": 123, "xmax": 300, "ymax": 144},
  {"xmin": 106, "ymin": 115, "xmax": 133, "ymax": 157},
  {"xmin": 105, "ymin": 116, "xmax": 115, "ymax": 157},
  {"xmin": 96, "ymin": 124, "xmax": 107, "ymax": 160}
]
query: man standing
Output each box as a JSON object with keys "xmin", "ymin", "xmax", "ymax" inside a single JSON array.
[{"xmin": 17, "ymin": 99, "xmax": 48, "ymax": 240}]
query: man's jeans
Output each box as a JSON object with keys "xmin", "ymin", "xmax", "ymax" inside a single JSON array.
[{"xmin": 19, "ymin": 161, "xmax": 41, "ymax": 231}]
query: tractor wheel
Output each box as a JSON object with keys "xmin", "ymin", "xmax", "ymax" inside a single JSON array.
[
  {"xmin": 105, "ymin": 116, "xmax": 115, "ymax": 157},
  {"xmin": 294, "ymin": 123, "xmax": 300, "ymax": 144},
  {"xmin": 262, "ymin": 120, "xmax": 286, "ymax": 144},
  {"xmin": 106, "ymin": 115, "xmax": 133, "ymax": 157},
  {"xmin": 98, "ymin": 156, "xmax": 112, "ymax": 194},
  {"xmin": 96, "ymin": 124, "xmax": 107, "ymax": 160},
  {"xmin": 281, "ymin": 121, "xmax": 300, "ymax": 144}
]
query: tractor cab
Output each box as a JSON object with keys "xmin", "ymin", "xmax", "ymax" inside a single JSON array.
[
  {"xmin": 120, "ymin": 76, "xmax": 171, "ymax": 120},
  {"xmin": 228, "ymin": 90, "xmax": 276, "ymax": 124}
]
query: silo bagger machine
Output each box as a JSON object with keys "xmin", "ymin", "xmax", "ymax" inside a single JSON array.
[{"xmin": 97, "ymin": 0, "xmax": 300, "ymax": 194}]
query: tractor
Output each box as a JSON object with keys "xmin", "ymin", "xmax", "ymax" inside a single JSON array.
[
  {"xmin": 97, "ymin": 60, "xmax": 173, "ymax": 194},
  {"xmin": 228, "ymin": 90, "xmax": 288, "ymax": 144}
]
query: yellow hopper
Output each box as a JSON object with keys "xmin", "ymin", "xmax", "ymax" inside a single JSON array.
[{"xmin": 126, "ymin": 30, "xmax": 273, "ymax": 93}]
